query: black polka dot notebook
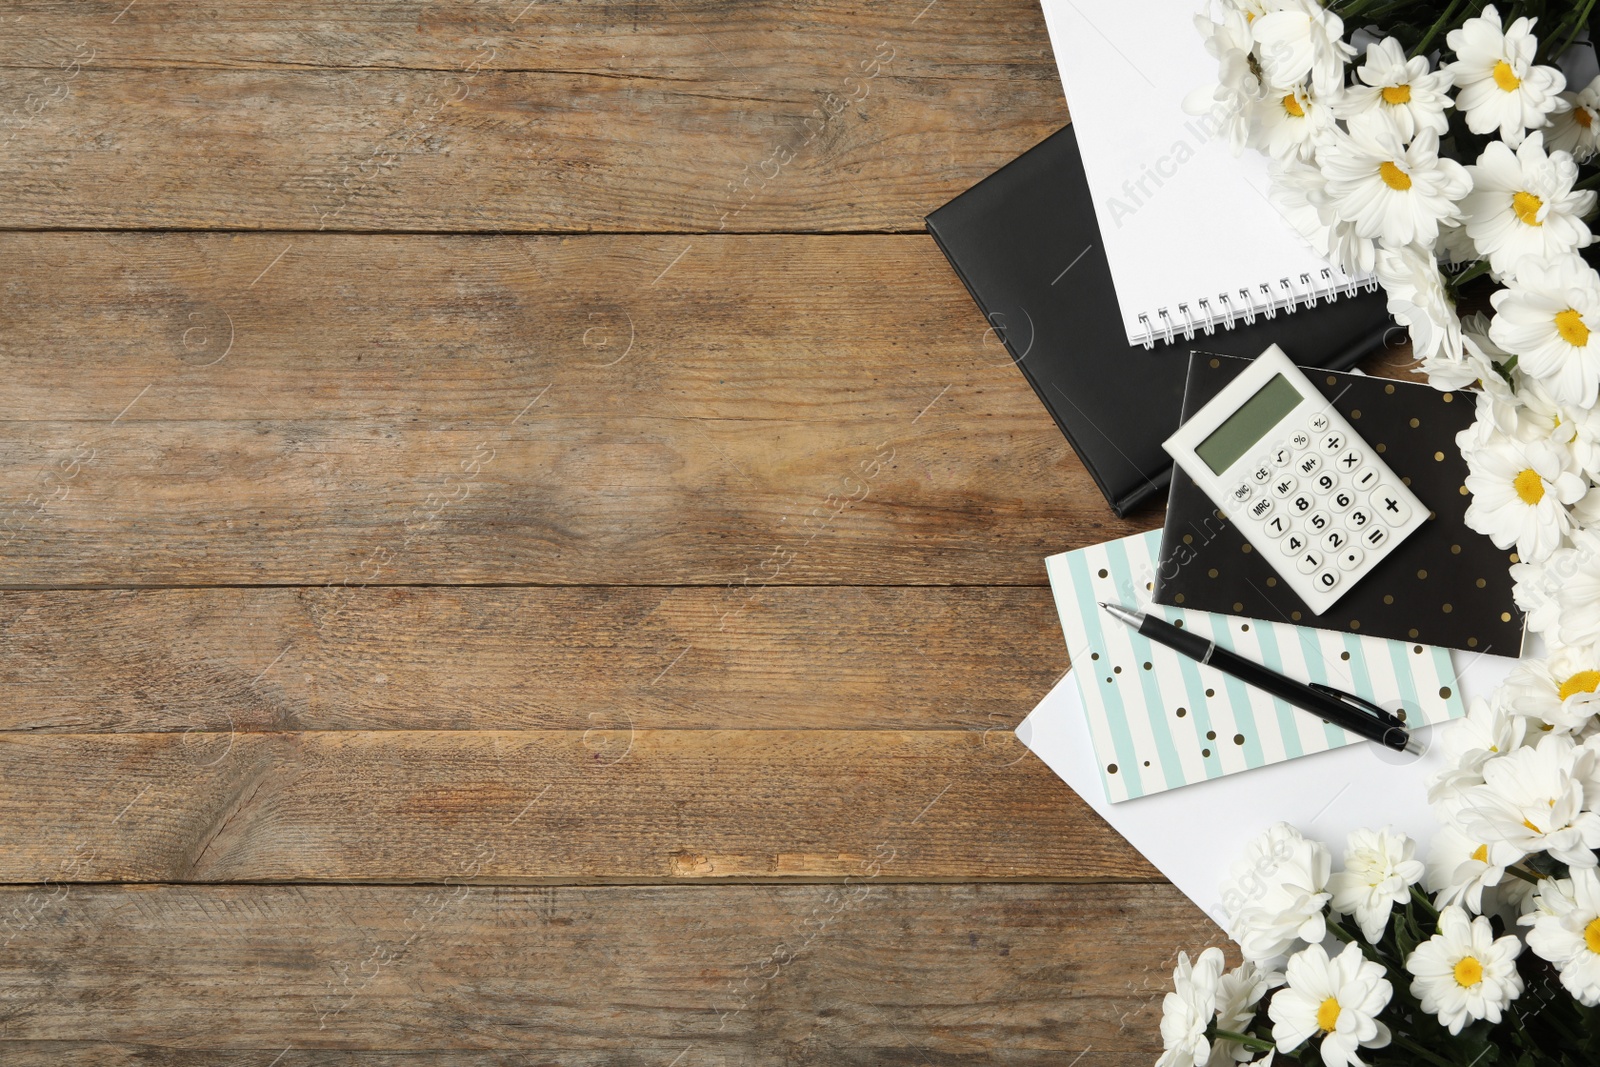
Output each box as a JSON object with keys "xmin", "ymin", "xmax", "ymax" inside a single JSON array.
[{"xmin": 1152, "ymin": 353, "xmax": 1524, "ymax": 655}]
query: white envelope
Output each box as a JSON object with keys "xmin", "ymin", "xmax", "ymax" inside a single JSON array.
[{"xmin": 1016, "ymin": 650, "xmax": 1519, "ymax": 930}]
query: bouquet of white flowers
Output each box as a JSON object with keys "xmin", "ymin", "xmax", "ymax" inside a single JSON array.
[{"xmin": 1147, "ymin": 2, "xmax": 1600, "ymax": 1065}]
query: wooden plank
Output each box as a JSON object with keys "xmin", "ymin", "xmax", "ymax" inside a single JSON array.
[
  {"xmin": 0, "ymin": 2, "xmax": 1064, "ymax": 231},
  {"xmin": 0, "ymin": 587, "xmax": 1068, "ymax": 733},
  {"xmin": 0, "ymin": 730, "xmax": 1156, "ymax": 883},
  {"xmin": 0, "ymin": 233, "xmax": 1149, "ymax": 587},
  {"xmin": 0, "ymin": 882, "xmax": 1206, "ymax": 1061}
]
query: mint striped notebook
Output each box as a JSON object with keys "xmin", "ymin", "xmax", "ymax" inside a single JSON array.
[{"xmin": 1046, "ymin": 531, "xmax": 1465, "ymax": 803}]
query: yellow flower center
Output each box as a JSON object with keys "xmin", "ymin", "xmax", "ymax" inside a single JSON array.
[
  {"xmin": 1513, "ymin": 190, "xmax": 1545, "ymax": 226},
  {"xmin": 1379, "ymin": 161, "xmax": 1412, "ymax": 191},
  {"xmin": 1316, "ymin": 996, "xmax": 1342, "ymax": 1033},
  {"xmin": 1587, "ymin": 917, "xmax": 1600, "ymax": 954},
  {"xmin": 1513, "ymin": 468, "xmax": 1545, "ymax": 505},
  {"xmin": 1454, "ymin": 956, "xmax": 1484, "ymax": 987},
  {"xmin": 1556, "ymin": 308, "xmax": 1591, "ymax": 348},
  {"xmin": 1282, "ymin": 93, "xmax": 1305, "ymax": 118},
  {"xmin": 1559, "ymin": 670, "xmax": 1600, "ymax": 701},
  {"xmin": 1382, "ymin": 84, "xmax": 1413, "ymax": 105},
  {"xmin": 1471, "ymin": 843, "xmax": 1489, "ymax": 863},
  {"xmin": 1493, "ymin": 60, "xmax": 1522, "ymax": 92},
  {"xmin": 1580, "ymin": 108, "xmax": 1596, "ymax": 130}
]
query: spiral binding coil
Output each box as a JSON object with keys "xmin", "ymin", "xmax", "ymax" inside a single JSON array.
[{"xmin": 1134, "ymin": 270, "xmax": 1373, "ymax": 349}]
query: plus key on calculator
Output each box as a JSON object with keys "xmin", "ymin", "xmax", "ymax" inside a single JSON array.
[{"xmin": 1162, "ymin": 345, "xmax": 1428, "ymax": 615}]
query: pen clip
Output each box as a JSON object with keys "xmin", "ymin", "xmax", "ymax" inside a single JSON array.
[{"xmin": 1308, "ymin": 682, "xmax": 1409, "ymax": 733}]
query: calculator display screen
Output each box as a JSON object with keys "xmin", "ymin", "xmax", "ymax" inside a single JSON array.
[{"xmin": 1195, "ymin": 374, "xmax": 1302, "ymax": 475}]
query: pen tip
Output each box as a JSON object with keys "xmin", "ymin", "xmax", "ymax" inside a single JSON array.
[{"xmin": 1403, "ymin": 736, "xmax": 1425, "ymax": 757}]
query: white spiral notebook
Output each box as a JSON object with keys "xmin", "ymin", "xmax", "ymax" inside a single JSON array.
[{"xmin": 1038, "ymin": 0, "xmax": 1375, "ymax": 348}]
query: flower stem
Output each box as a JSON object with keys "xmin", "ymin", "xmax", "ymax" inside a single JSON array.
[
  {"xmin": 1212, "ymin": 1028, "xmax": 1276, "ymax": 1053},
  {"xmin": 1549, "ymin": 0, "xmax": 1599, "ymax": 66},
  {"xmin": 1505, "ymin": 863, "xmax": 1542, "ymax": 885},
  {"xmin": 1412, "ymin": 0, "xmax": 1468, "ymax": 58},
  {"xmin": 1409, "ymin": 884, "xmax": 1440, "ymax": 919},
  {"xmin": 1391, "ymin": 1033, "xmax": 1461, "ymax": 1067},
  {"xmin": 1447, "ymin": 258, "xmax": 1492, "ymax": 289}
]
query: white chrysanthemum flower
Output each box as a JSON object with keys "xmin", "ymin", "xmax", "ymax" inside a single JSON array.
[
  {"xmin": 1489, "ymin": 253, "xmax": 1600, "ymax": 407},
  {"xmin": 1188, "ymin": 7, "xmax": 1263, "ymax": 154},
  {"xmin": 1424, "ymin": 823, "xmax": 1506, "ymax": 913},
  {"xmin": 1268, "ymin": 942, "xmax": 1391, "ymax": 1067},
  {"xmin": 1418, "ymin": 311, "xmax": 1499, "ymax": 393},
  {"xmin": 1516, "ymin": 375, "xmax": 1600, "ymax": 479},
  {"xmin": 1321, "ymin": 127, "xmax": 1470, "ymax": 247},
  {"xmin": 1549, "ymin": 75, "xmax": 1600, "ymax": 163},
  {"xmin": 1158, "ymin": 947, "xmax": 1225, "ymax": 1067},
  {"xmin": 1459, "ymin": 732, "xmax": 1600, "ymax": 868},
  {"xmin": 1445, "ymin": 5, "xmax": 1568, "ymax": 147},
  {"xmin": 1221, "ymin": 822, "xmax": 1332, "ymax": 964},
  {"xmin": 1461, "ymin": 133, "xmax": 1596, "ymax": 280},
  {"xmin": 1502, "ymin": 643, "xmax": 1600, "ymax": 733},
  {"xmin": 1251, "ymin": 0, "xmax": 1354, "ymax": 96},
  {"xmin": 1436, "ymin": 219, "xmax": 1480, "ymax": 266},
  {"xmin": 1428, "ymin": 695, "xmax": 1528, "ymax": 817},
  {"xmin": 1460, "ymin": 429, "xmax": 1586, "ymax": 562},
  {"xmin": 1327, "ymin": 828, "xmax": 1424, "ymax": 944},
  {"xmin": 1335, "ymin": 37, "xmax": 1454, "ymax": 142},
  {"xmin": 1375, "ymin": 243, "xmax": 1462, "ymax": 366},
  {"xmin": 1268, "ymin": 160, "xmax": 1380, "ymax": 278},
  {"xmin": 1524, "ymin": 866, "xmax": 1600, "ymax": 1005},
  {"xmin": 1511, "ymin": 527, "xmax": 1600, "ymax": 647},
  {"xmin": 1213, "ymin": 961, "xmax": 1276, "ymax": 1064},
  {"xmin": 1250, "ymin": 84, "xmax": 1337, "ymax": 163},
  {"xmin": 1406, "ymin": 905, "xmax": 1524, "ymax": 1034}
]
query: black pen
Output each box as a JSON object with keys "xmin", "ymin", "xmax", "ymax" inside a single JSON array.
[{"xmin": 1098, "ymin": 602, "xmax": 1422, "ymax": 755}]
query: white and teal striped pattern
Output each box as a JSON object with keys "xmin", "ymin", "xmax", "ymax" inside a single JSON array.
[{"xmin": 1046, "ymin": 530, "xmax": 1465, "ymax": 803}]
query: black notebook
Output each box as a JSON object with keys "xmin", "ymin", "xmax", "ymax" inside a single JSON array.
[
  {"xmin": 1153, "ymin": 352, "xmax": 1523, "ymax": 655},
  {"xmin": 925, "ymin": 125, "xmax": 1397, "ymax": 517}
]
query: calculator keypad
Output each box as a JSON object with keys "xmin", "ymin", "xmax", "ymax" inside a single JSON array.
[{"xmin": 1230, "ymin": 407, "xmax": 1421, "ymax": 611}]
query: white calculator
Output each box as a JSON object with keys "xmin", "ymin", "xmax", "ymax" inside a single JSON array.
[{"xmin": 1162, "ymin": 345, "xmax": 1427, "ymax": 615}]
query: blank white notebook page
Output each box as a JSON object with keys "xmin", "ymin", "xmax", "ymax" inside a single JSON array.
[{"xmin": 1038, "ymin": 0, "xmax": 1361, "ymax": 346}]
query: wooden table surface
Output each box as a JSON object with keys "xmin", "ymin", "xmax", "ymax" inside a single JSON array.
[{"xmin": 0, "ymin": 2, "xmax": 1249, "ymax": 1062}]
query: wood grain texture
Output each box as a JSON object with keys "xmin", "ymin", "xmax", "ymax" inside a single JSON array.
[
  {"xmin": 0, "ymin": 882, "xmax": 1208, "ymax": 1061},
  {"xmin": 0, "ymin": 232, "xmax": 1148, "ymax": 588},
  {"xmin": 0, "ymin": 1, "xmax": 1064, "ymax": 232},
  {"xmin": 0, "ymin": 729, "xmax": 1157, "ymax": 883},
  {"xmin": 0, "ymin": 586, "xmax": 1067, "ymax": 733}
]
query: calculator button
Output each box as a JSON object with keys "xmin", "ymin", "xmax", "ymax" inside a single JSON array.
[
  {"xmin": 1305, "ymin": 510, "xmax": 1331, "ymax": 533},
  {"xmin": 1309, "ymin": 412, "xmax": 1330, "ymax": 433},
  {"xmin": 1321, "ymin": 529, "xmax": 1348, "ymax": 553},
  {"xmin": 1263, "ymin": 514, "xmax": 1289, "ymax": 538},
  {"xmin": 1351, "ymin": 467, "xmax": 1379, "ymax": 492},
  {"xmin": 1248, "ymin": 497, "xmax": 1273, "ymax": 521},
  {"xmin": 1296, "ymin": 550, "xmax": 1323, "ymax": 574},
  {"xmin": 1289, "ymin": 494, "xmax": 1313, "ymax": 514},
  {"xmin": 1231, "ymin": 482, "xmax": 1254, "ymax": 504},
  {"xmin": 1362, "ymin": 525, "xmax": 1388, "ymax": 550},
  {"xmin": 1282, "ymin": 532, "xmax": 1307, "ymax": 555},
  {"xmin": 1370, "ymin": 485, "xmax": 1412, "ymax": 525},
  {"xmin": 1337, "ymin": 546, "xmax": 1364, "ymax": 571},
  {"xmin": 1272, "ymin": 475, "xmax": 1298, "ymax": 498},
  {"xmin": 1314, "ymin": 568, "xmax": 1340, "ymax": 591},
  {"xmin": 1320, "ymin": 431, "xmax": 1346, "ymax": 454},
  {"xmin": 1348, "ymin": 507, "xmax": 1370, "ymax": 528},
  {"xmin": 1313, "ymin": 471, "xmax": 1337, "ymax": 495},
  {"xmin": 1252, "ymin": 463, "xmax": 1272, "ymax": 484},
  {"xmin": 1335, "ymin": 448, "xmax": 1363, "ymax": 474},
  {"xmin": 1272, "ymin": 446, "xmax": 1292, "ymax": 468},
  {"xmin": 1329, "ymin": 489, "xmax": 1356, "ymax": 513},
  {"xmin": 1296, "ymin": 453, "xmax": 1322, "ymax": 477},
  {"xmin": 1290, "ymin": 430, "xmax": 1311, "ymax": 450}
]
